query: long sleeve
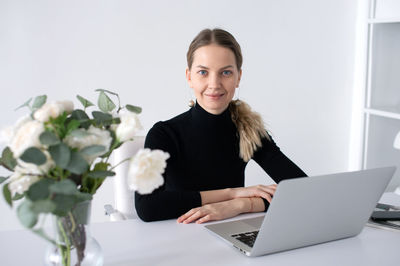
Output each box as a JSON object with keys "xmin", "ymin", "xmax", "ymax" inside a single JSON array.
[
  {"xmin": 252, "ymin": 135, "xmax": 307, "ymax": 211},
  {"xmin": 135, "ymin": 122, "xmax": 202, "ymax": 222}
]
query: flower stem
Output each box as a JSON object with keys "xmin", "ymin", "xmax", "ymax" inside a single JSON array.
[
  {"xmin": 57, "ymin": 218, "xmax": 71, "ymax": 266},
  {"xmin": 109, "ymin": 157, "xmax": 131, "ymax": 171}
]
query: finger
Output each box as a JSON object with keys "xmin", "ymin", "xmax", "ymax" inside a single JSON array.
[
  {"xmin": 266, "ymin": 194, "xmax": 273, "ymax": 203},
  {"xmin": 196, "ymin": 214, "xmax": 212, "ymax": 224},
  {"xmin": 182, "ymin": 209, "xmax": 206, "ymax": 224},
  {"xmin": 177, "ymin": 208, "xmax": 198, "ymax": 223}
]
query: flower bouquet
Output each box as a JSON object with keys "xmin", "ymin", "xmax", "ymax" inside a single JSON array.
[{"xmin": 0, "ymin": 89, "xmax": 169, "ymax": 266}]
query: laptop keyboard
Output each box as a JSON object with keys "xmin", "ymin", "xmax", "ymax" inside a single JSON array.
[{"xmin": 231, "ymin": 230, "xmax": 259, "ymax": 248}]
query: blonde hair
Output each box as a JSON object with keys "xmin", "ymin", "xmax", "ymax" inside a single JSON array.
[{"xmin": 229, "ymin": 100, "xmax": 269, "ymax": 162}]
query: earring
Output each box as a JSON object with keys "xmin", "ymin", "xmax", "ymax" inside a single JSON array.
[{"xmin": 188, "ymin": 99, "xmax": 195, "ymax": 107}]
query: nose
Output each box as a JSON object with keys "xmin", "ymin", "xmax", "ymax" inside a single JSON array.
[{"xmin": 208, "ymin": 73, "xmax": 221, "ymax": 89}]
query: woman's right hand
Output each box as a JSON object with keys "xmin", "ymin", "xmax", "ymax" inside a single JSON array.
[{"xmin": 231, "ymin": 184, "xmax": 277, "ymax": 203}]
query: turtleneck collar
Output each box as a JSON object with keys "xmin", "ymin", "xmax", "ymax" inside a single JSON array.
[{"xmin": 191, "ymin": 101, "xmax": 231, "ymax": 122}]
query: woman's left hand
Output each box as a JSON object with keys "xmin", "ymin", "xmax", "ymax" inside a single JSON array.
[{"xmin": 177, "ymin": 198, "xmax": 246, "ymax": 224}]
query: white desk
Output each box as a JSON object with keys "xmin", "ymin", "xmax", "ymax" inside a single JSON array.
[{"xmin": 1, "ymin": 193, "xmax": 400, "ymax": 266}]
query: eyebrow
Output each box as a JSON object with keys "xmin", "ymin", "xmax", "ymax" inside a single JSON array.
[{"xmin": 195, "ymin": 65, "xmax": 234, "ymax": 70}]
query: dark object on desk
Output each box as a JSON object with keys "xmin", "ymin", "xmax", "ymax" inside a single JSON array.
[{"xmin": 371, "ymin": 211, "xmax": 400, "ymax": 221}]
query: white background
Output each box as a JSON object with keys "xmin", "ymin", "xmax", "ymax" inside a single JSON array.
[{"xmin": 0, "ymin": 0, "xmax": 363, "ymax": 231}]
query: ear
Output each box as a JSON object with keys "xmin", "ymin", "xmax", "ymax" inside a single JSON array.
[
  {"xmin": 185, "ymin": 68, "xmax": 193, "ymax": 88},
  {"xmin": 236, "ymin": 69, "xmax": 242, "ymax": 88}
]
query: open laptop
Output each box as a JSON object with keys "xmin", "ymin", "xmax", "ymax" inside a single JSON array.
[{"xmin": 205, "ymin": 166, "xmax": 396, "ymax": 257}]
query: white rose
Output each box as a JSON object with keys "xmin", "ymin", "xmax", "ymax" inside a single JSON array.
[
  {"xmin": 64, "ymin": 125, "xmax": 113, "ymax": 163},
  {"xmin": 127, "ymin": 148, "xmax": 169, "ymax": 194},
  {"xmin": 0, "ymin": 115, "xmax": 32, "ymax": 145},
  {"xmin": 9, "ymin": 120, "xmax": 45, "ymax": 158},
  {"xmin": 34, "ymin": 100, "xmax": 74, "ymax": 122},
  {"xmin": 115, "ymin": 111, "xmax": 143, "ymax": 142},
  {"xmin": 8, "ymin": 165, "xmax": 41, "ymax": 196}
]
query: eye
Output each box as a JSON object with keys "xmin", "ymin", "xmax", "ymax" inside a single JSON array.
[
  {"xmin": 222, "ymin": 70, "xmax": 232, "ymax": 76},
  {"xmin": 198, "ymin": 70, "xmax": 207, "ymax": 76}
]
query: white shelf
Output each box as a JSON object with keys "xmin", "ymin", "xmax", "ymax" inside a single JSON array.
[
  {"xmin": 365, "ymin": 108, "xmax": 400, "ymax": 120},
  {"xmin": 368, "ymin": 18, "xmax": 400, "ymax": 24}
]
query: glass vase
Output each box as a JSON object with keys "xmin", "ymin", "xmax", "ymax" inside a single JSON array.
[{"xmin": 44, "ymin": 200, "xmax": 103, "ymax": 266}]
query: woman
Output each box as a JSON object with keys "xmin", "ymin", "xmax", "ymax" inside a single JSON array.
[{"xmin": 135, "ymin": 28, "xmax": 307, "ymax": 223}]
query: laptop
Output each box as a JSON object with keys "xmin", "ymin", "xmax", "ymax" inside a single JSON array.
[{"xmin": 204, "ymin": 166, "xmax": 396, "ymax": 257}]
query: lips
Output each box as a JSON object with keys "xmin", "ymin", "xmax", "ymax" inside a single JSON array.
[{"xmin": 205, "ymin": 93, "xmax": 224, "ymax": 99}]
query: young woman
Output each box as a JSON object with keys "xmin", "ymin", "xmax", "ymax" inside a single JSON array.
[{"xmin": 135, "ymin": 28, "xmax": 307, "ymax": 223}]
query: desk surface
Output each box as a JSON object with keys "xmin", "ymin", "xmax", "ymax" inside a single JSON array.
[{"xmin": 1, "ymin": 193, "xmax": 400, "ymax": 266}]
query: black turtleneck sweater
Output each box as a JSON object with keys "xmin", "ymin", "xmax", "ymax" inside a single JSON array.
[{"xmin": 135, "ymin": 103, "xmax": 307, "ymax": 222}]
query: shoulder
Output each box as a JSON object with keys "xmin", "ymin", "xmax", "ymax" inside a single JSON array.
[{"xmin": 145, "ymin": 109, "xmax": 191, "ymax": 151}]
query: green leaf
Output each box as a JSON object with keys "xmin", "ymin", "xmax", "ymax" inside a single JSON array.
[
  {"xmin": 26, "ymin": 179, "xmax": 54, "ymax": 201},
  {"xmin": 98, "ymin": 91, "xmax": 116, "ymax": 113},
  {"xmin": 3, "ymin": 184, "xmax": 12, "ymax": 207},
  {"xmin": 69, "ymin": 129, "xmax": 91, "ymax": 138},
  {"xmin": 15, "ymin": 98, "xmax": 32, "ymax": 111},
  {"xmin": 1, "ymin": 147, "xmax": 17, "ymax": 170},
  {"xmin": 39, "ymin": 131, "xmax": 60, "ymax": 146},
  {"xmin": 95, "ymin": 88, "xmax": 119, "ymax": 97},
  {"xmin": 17, "ymin": 200, "xmax": 38, "ymax": 228},
  {"xmin": 32, "ymin": 95, "xmax": 47, "ymax": 110},
  {"xmin": 70, "ymin": 109, "xmax": 91, "ymax": 129},
  {"xmin": 87, "ymin": 170, "xmax": 115, "ymax": 178},
  {"xmin": 66, "ymin": 151, "xmax": 88, "ymax": 175},
  {"xmin": 31, "ymin": 199, "xmax": 56, "ymax": 214},
  {"xmin": 74, "ymin": 192, "xmax": 92, "ymax": 204},
  {"xmin": 77, "ymin": 95, "xmax": 94, "ymax": 109},
  {"xmin": 80, "ymin": 145, "xmax": 105, "ymax": 156},
  {"xmin": 12, "ymin": 193, "xmax": 24, "ymax": 201},
  {"xmin": 0, "ymin": 176, "xmax": 7, "ymax": 184},
  {"xmin": 20, "ymin": 147, "xmax": 47, "ymax": 165},
  {"xmin": 66, "ymin": 119, "xmax": 80, "ymax": 132},
  {"xmin": 92, "ymin": 111, "xmax": 113, "ymax": 126},
  {"xmin": 126, "ymin": 104, "xmax": 142, "ymax": 114},
  {"xmin": 49, "ymin": 179, "xmax": 78, "ymax": 195},
  {"xmin": 51, "ymin": 194, "xmax": 76, "ymax": 216},
  {"xmin": 49, "ymin": 143, "xmax": 71, "ymax": 168}
]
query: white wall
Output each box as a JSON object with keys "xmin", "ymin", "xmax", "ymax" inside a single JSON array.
[{"xmin": 0, "ymin": 0, "xmax": 359, "ymax": 231}]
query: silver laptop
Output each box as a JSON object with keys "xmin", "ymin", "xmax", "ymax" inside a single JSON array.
[{"xmin": 205, "ymin": 166, "xmax": 396, "ymax": 257}]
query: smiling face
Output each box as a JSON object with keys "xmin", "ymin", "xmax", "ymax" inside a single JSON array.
[{"xmin": 186, "ymin": 44, "xmax": 242, "ymax": 115}]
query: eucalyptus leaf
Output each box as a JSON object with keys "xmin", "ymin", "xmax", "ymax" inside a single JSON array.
[
  {"xmin": 26, "ymin": 179, "xmax": 54, "ymax": 201},
  {"xmin": 31, "ymin": 199, "xmax": 56, "ymax": 214},
  {"xmin": 3, "ymin": 184, "xmax": 12, "ymax": 207},
  {"xmin": 98, "ymin": 91, "xmax": 116, "ymax": 113},
  {"xmin": 74, "ymin": 192, "xmax": 92, "ymax": 203},
  {"xmin": 49, "ymin": 143, "xmax": 71, "ymax": 168},
  {"xmin": 92, "ymin": 111, "xmax": 113, "ymax": 126},
  {"xmin": 12, "ymin": 193, "xmax": 24, "ymax": 201},
  {"xmin": 0, "ymin": 176, "xmax": 7, "ymax": 184},
  {"xmin": 20, "ymin": 147, "xmax": 47, "ymax": 165},
  {"xmin": 126, "ymin": 104, "xmax": 142, "ymax": 114},
  {"xmin": 39, "ymin": 131, "xmax": 60, "ymax": 146},
  {"xmin": 51, "ymin": 194, "xmax": 76, "ymax": 216},
  {"xmin": 70, "ymin": 109, "xmax": 91, "ymax": 129},
  {"xmin": 32, "ymin": 95, "xmax": 47, "ymax": 110},
  {"xmin": 1, "ymin": 147, "xmax": 17, "ymax": 170},
  {"xmin": 49, "ymin": 179, "xmax": 78, "ymax": 195},
  {"xmin": 87, "ymin": 170, "xmax": 115, "ymax": 179},
  {"xmin": 15, "ymin": 98, "xmax": 32, "ymax": 111},
  {"xmin": 66, "ymin": 151, "xmax": 88, "ymax": 175},
  {"xmin": 77, "ymin": 95, "xmax": 94, "ymax": 108},
  {"xmin": 95, "ymin": 88, "xmax": 119, "ymax": 96},
  {"xmin": 69, "ymin": 129, "xmax": 91, "ymax": 138},
  {"xmin": 17, "ymin": 200, "xmax": 38, "ymax": 228},
  {"xmin": 80, "ymin": 145, "xmax": 105, "ymax": 156}
]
